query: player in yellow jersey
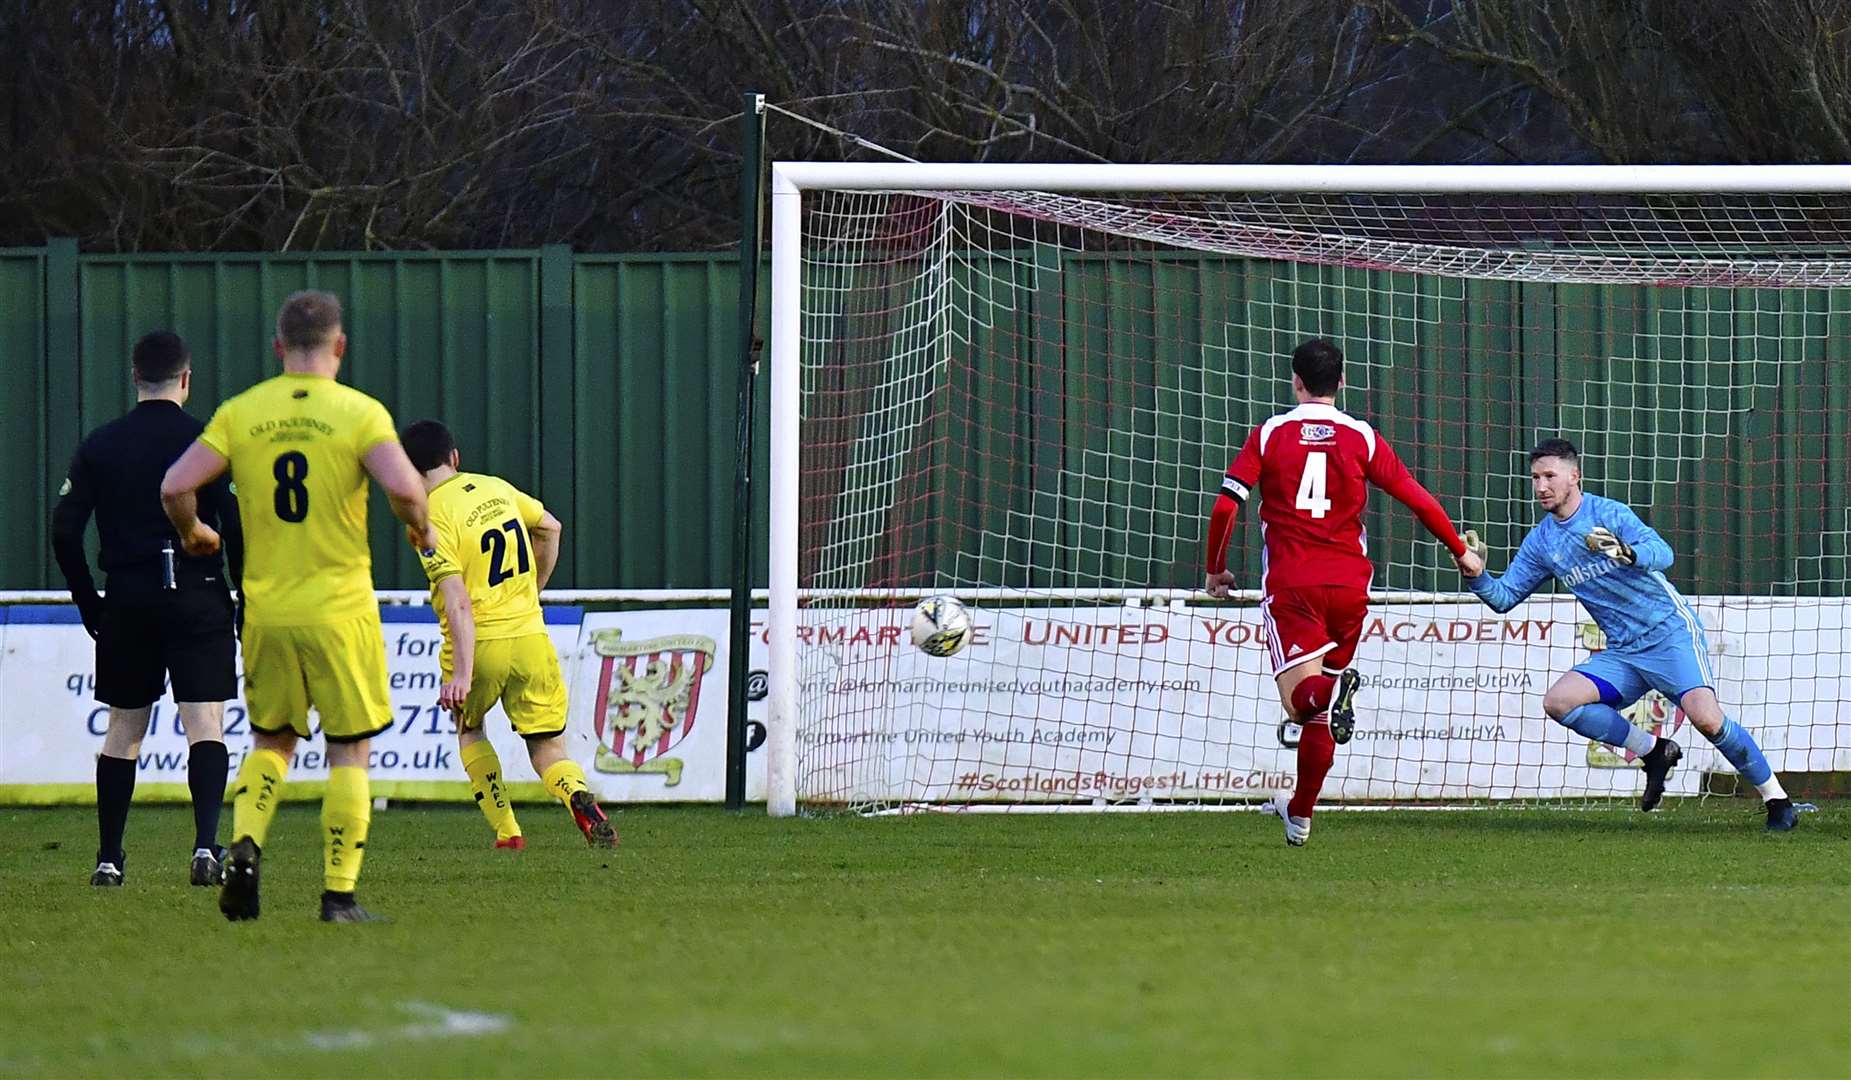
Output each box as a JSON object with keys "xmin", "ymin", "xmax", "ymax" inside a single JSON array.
[
  {"xmin": 160, "ymin": 290, "xmax": 439, "ymax": 924},
  {"xmin": 399, "ymin": 419, "xmax": 616, "ymax": 849}
]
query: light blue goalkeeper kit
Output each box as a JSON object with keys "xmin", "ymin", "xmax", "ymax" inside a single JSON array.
[
  {"xmin": 1467, "ymin": 492, "xmax": 1774, "ymax": 787},
  {"xmin": 1469, "ymin": 494, "xmax": 1690, "ymax": 652}
]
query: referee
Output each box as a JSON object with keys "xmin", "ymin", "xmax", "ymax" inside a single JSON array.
[{"xmin": 51, "ymin": 331, "xmax": 242, "ymax": 888}]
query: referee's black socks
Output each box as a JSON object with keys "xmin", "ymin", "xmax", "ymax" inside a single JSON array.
[
  {"xmin": 94, "ymin": 754, "xmax": 136, "ymax": 866},
  {"xmin": 188, "ymin": 740, "xmax": 230, "ymax": 854}
]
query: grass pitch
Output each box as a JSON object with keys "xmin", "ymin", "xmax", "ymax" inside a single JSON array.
[{"xmin": 1, "ymin": 802, "xmax": 1845, "ymax": 1078}]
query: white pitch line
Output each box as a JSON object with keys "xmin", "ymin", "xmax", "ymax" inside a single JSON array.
[
  {"xmin": 300, "ymin": 1001, "xmax": 511, "ymax": 1051},
  {"xmin": 19, "ymin": 1002, "xmax": 512, "ymax": 1069}
]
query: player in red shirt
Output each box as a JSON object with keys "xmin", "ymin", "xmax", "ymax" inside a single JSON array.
[{"xmin": 1204, "ymin": 339, "xmax": 1474, "ymax": 846}]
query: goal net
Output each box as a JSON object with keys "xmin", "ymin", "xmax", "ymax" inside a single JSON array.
[{"xmin": 765, "ymin": 165, "xmax": 1851, "ymax": 815}]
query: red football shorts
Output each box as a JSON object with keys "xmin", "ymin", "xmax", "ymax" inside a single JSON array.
[{"xmin": 1260, "ymin": 585, "xmax": 1369, "ymax": 677}]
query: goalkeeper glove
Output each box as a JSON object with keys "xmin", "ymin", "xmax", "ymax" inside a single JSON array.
[
  {"xmin": 1452, "ymin": 529, "xmax": 1487, "ymax": 578},
  {"xmin": 1584, "ymin": 526, "xmax": 1635, "ymax": 565}
]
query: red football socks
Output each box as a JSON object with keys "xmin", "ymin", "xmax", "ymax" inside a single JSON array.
[
  {"xmin": 1289, "ymin": 717, "xmax": 1336, "ymax": 819},
  {"xmin": 1290, "ymin": 673, "xmax": 1336, "ymax": 718}
]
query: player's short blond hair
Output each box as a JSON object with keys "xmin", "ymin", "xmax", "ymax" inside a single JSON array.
[{"xmin": 276, "ymin": 290, "xmax": 343, "ymax": 351}]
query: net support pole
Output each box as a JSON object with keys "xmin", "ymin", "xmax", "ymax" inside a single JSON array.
[
  {"xmin": 766, "ymin": 163, "xmax": 800, "ymax": 817},
  {"xmin": 725, "ymin": 92, "xmax": 767, "ymax": 812}
]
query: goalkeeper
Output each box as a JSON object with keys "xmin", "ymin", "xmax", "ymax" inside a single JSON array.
[{"xmin": 1457, "ymin": 438, "xmax": 1797, "ymax": 830}]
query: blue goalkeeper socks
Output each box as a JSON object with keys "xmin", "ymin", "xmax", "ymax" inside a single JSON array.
[
  {"xmin": 1559, "ymin": 703, "xmax": 1654, "ymax": 755},
  {"xmin": 1704, "ymin": 718, "xmax": 1773, "ymax": 786}
]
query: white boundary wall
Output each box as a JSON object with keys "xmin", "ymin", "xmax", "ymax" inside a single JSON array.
[{"xmin": 0, "ymin": 595, "xmax": 1843, "ymax": 806}]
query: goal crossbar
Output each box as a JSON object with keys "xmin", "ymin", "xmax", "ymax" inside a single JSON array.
[{"xmin": 772, "ymin": 163, "xmax": 1851, "ymax": 195}]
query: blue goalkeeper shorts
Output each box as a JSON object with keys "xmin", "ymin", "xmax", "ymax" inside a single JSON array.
[{"xmin": 1572, "ymin": 617, "xmax": 1715, "ymax": 709}]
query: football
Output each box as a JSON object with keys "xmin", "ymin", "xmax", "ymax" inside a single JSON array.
[{"xmin": 910, "ymin": 595, "xmax": 973, "ymax": 657}]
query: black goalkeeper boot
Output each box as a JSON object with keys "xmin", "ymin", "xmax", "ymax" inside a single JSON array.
[
  {"xmin": 1765, "ymin": 797, "xmax": 1799, "ymax": 832},
  {"xmin": 1638, "ymin": 738, "xmax": 1682, "ymax": 812}
]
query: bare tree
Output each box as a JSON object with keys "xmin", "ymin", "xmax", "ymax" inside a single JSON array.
[
  {"xmin": 1, "ymin": 0, "xmax": 1846, "ymax": 252},
  {"xmin": 1373, "ymin": 0, "xmax": 1851, "ymax": 163}
]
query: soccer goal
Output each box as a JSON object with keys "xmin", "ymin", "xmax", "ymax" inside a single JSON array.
[{"xmin": 765, "ymin": 164, "xmax": 1851, "ymax": 816}]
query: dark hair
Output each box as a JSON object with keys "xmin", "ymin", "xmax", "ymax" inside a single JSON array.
[
  {"xmin": 400, "ymin": 419, "xmax": 457, "ymax": 474},
  {"xmin": 276, "ymin": 290, "xmax": 343, "ymax": 351},
  {"xmin": 1291, "ymin": 338, "xmax": 1344, "ymax": 397},
  {"xmin": 132, "ymin": 330, "xmax": 190, "ymax": 384},
  {"xmin": 1529, "ymin": 437, "xmax": 1580, "ymax": 465}
]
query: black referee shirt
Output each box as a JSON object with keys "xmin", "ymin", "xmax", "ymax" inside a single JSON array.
[{"xmin": 51, "ymin": 400, "xmax": 242, "ymax": 601}]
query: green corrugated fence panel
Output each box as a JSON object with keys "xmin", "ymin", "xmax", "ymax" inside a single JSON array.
[
  {"xmin": 68, "ymin": 252, "xmax": 544, "ymax": 591},
  {"xmin": 1, "ymin": 249, "xmax": 51, "ymax": 586},
  {"xmin": 6, "ymin": 242, "xmax": 1843, "ymax": 597},
  {"xmin": 1545, "ymin": 283, "xmax": 1838, "ymax": 597},
  {"xmin": 1019, "ymin": 256, "xmax": 1530, "ymax": 596},
  {"xmin": 569, "ymin": 255, "xmax": 763, "ymax": 591},
  {"xmin": 923, "ymin": 253, "xmax": 1845, "ymax": 597}
]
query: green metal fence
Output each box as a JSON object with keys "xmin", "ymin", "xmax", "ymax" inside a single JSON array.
[
  {"xmin": 7, "ymin": 245, "xmax": 768, "ymax": 592},
  {"xmin": 1, "ymin": 245, "xmax": 56, "ymax": 585},
  {"xmin": 831, "ymin": 252, "xmax": 1849, "ymax": 597},
  {"xmin": 4, "ymin": 243, "xmax": 1844, "ymax": 595},
  {"xmin": 73, "ymin": 250, "xmax": 555, "ymax": 589},
  {"xmin": 571, "ymin": 255, "xmax": 767, "ymax": 590}
]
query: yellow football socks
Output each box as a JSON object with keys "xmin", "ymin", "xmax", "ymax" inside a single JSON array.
[
  {"xmin": 541, "ymin": 759, "xmax": 589, "ymax": 807},
  {"xmin": 321, "ymin": 765, "xmax": 371, "ymax": 893},
  {"xmin": 462, "ymin": 739, "xmax": 522, "ymax": 842},
  {"xmin": 230, "ymin": 747, "xmax": 289, "ymax": 849}
]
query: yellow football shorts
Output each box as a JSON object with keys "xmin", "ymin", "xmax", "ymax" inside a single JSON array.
[
  {"xmin": 242, "ymin": 612, "xmax": 394, "ymax": 742},
  {"xmin": 445, "ymin": 633, "xmax": 568, "ymax": 738},
  {"xmin": 444, "ymin": 637, "xmax": 566, "ymax": 740}
]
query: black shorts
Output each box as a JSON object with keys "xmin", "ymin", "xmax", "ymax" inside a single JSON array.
[{"xmin": 94, "ymin": 588, "xmax": 237, "ymax": 708}]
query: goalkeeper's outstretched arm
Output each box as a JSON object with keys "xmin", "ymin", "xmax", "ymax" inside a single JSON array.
[{"xmin": 1461, "ymin": 529, "xmax": 1551, "ymax": 613}]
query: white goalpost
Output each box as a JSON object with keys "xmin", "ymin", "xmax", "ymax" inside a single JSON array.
[{"xmin": 767, "ymin": 164, "xmax": 1851, "ymax": 816}]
